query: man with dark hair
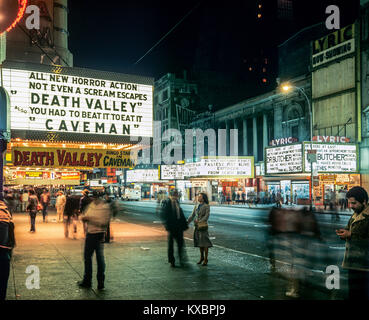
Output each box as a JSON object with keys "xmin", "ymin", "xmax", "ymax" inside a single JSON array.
[
  {"xmin": 161, "ymin": 189, "xmax": 188, "ymax": 267},
  {"xmin": 336, "ymin": 186, "xmax": 369, "ymax": 299}
]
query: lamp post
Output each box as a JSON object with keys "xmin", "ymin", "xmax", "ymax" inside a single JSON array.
[{"xmin": 282, "ymin": 83, "xmax": 315, "ymax": 210}]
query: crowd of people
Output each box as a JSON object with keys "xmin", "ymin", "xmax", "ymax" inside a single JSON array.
[{"xmin": 1, "ymin": 185, "xmax": 369, "ymax": 300}]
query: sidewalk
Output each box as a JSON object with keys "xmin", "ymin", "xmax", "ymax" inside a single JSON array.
[{"xmin": 6, "ymin": 210, "xmax": 338, "ymax": 300}]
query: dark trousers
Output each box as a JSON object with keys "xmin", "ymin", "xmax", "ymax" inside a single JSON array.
[
  {"xmin": 29, "ymin": 211, "xmax": 36, "ymax": 231},
  {"xmin": 348, "ymin": 269, "xmax": 369, "ymax": 300},
  {"xmin": 83, "ymin": 233, "xmax": 105, "ymax": 285},
  {"xmin": 168, "ymin": 230, "xmax": 184, "ymax": 264},
  {"xmin": 0, "ymin": 249, "xmax": 10, "ymax": 301},
  {"xmin": 42, "ymin": 204, "xmax": 48, "ymax": 221}
]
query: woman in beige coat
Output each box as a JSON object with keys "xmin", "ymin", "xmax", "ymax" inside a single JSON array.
[{"xmin": 187, "ymin": 193, "xmax": 213, "ymax": 266}]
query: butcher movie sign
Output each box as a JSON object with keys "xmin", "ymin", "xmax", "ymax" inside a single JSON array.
[
  {"xmin": 265, "ymin": 144, "xmax": 303, "ymax": 174},
  {"xmin": 304, "ymin": 143, "xmax": 358, "ymax": 173},
  {"xmin": 3, "ymin": 68, "xmax": 153, "ymax": 137}
]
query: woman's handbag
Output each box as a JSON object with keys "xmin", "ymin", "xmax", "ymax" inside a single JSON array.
[
  {"xmin": 37, "ymin": 203, "xmax": 43, "ymax": 211},
  {"xmin": 197, "ymin": 220, "xmax": 208, "ymax": 231}
]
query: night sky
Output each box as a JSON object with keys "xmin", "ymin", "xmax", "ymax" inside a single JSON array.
[{"xmin": 68, "ymin": 0, "xmax": 360, "ymax": 107}]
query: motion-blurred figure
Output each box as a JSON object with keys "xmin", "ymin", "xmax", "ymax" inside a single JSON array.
[
  {"xmin": 103, "ymin": 194, "xmax": 119, "ymax": 243},
  {"xmin": 268, "ymin": 206, "xmax": 321, "ymax": 298},
  {"xmin": 40, "ymin": 189, "xmax": 50, "ymax": 223},
  {"xmin": 64, "ymin": 193, "xmax": 80, "ymax": 239},
  {"xmin": 79, "ymin": 191, "xmax": 112, "ymax": 290},
  {"xmin": 161, "ymin": 189, "xmax": 188, "ymax": 267},
  {"xmin": 336, "ymin": 186, "xmax": 369, "ymax": 300}
]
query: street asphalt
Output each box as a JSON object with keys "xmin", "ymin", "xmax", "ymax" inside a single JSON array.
[{"xmin": 5, "ymin": 203, "xmax": 348, "ymax": 301}]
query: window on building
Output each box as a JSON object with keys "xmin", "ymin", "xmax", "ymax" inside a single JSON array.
[
  {"xmin": 291, "ymin": 125, "xmax": 298, "ymax": 138},
  {"xmin": 162, "ymin": 89, "xmax": 168, "ymax": 101}
]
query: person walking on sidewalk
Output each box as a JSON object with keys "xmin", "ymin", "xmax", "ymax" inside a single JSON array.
[
  {"xmin": 64, "ymin": 193, "xmax": 80, "ymax": 239},
  {"xmin": 0, "ymin": 199, "xmax": 14, "ymax": 301},
  {"xmin": 56, "ymin": 191, "xmax": 66, "ymax": 222},
  {"xmin": 27, "ymin": 190, "xmax": 39, "ymax": 233},
  {"xmin": 78, "ymin": 191, "xmax": 112, "ymax": 290},
  {"xmin": 336, "ymin": 186, "xmax": 369, "ymax": 300},
  {"xmin": 187, "ymin": 192, "xmax": 213, "ymax": 266},
  {"xmin": 21, "ymin": 190, "xmax": 29, "ymax": 213},
  {"xmin": 103, "ymin": 193, "xmax": 119, "ymax": 243},
  {"xmin": 160, "ymin": 189, "xmax": 188, "ymax": 268},
  {"xmin": 40, "ymin": 189, "xmax": 50, "ymax": 223}
]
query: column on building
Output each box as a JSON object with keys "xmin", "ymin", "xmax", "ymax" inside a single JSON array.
[
  {"xmin": 243, "ymin": 118, "xmax": 248, "ymax": 156},
  {"xmin": 274, "ymin": 105, "xmax": 283, "ymax": 139},
  {"xmin": 231, "ymin": 119, "xmax": 239, "ymax": 156},
  {"xmin": 263, "ymin": 113, "xmax": 268, "ymax": 161},
  {"xmin": 253, "ymin": 117, "xmax": 258, "ymax": 161},
  {"xmin": 226, "ymin": 119, "xmax": 230, "ymax": 156},
  {"xmin": 218, "ymin": 121, "xmax": 227, "ymax": 157}
]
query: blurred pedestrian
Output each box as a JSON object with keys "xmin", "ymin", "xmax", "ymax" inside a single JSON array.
[
  {"xmin": 79, "ymin": 189, "xmax": 92, "ymax": 234},
  {"xmin": 0, "ymin": 200, "xmax": 14, "ymax": 301},
  {"xmin": 27, "ymin": 190, "xmax": 39, "ymax": 233},
  {"xmin": 21, "ymin": 190, "xmax": 29, "ymax": 212},
  {"xmin": 160, "ymin": 189, "xmax": 188, "ymax": 267},
  {"xmin": 79, "ymin": 189, "xmax": 91, "ymax": 215},
  {"xmin": 40, "ymin": 189, "xmax": 50, "ymax": 223},
  {"xmin": 338, "ymin": 188, "xmax": 348, "ymax": 211},
  {"xmin": 4, "ymin": 191, "xmax": 15, "ymax": 216},
  {"xmin": 78, "ymin": 191, "xmax": 112, "ymax": 290},
  {"xmin": 336, "ymin": 186, "xmax": 369, "ymax": 300},
  {"xmin": 103, "ymin": 193, "xmax": 119, "ymax": 243},
  {"xmin": 187, "ymin": 192, "xmax": 213, "ymax": 266},
  {"xmin": 232, "ymin": 191, "xmax": 236, "ymax": 204},
  {"xmin": 56, "ymin": 191, "xmax": 66, "ymax": 222},
  {"xmin": 64, "ymin": 194, "xmax": 80, "ymax": 239},
  {"xmin": 242, "ymin": 191, "xmax": 246, "ymax": 205}
]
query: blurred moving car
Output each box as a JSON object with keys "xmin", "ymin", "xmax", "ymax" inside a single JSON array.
[{"xmin": 123, "ymin": 188, "xmax": 141, "ymax": 201}]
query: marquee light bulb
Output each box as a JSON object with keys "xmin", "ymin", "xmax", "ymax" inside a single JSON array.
[{"xmin": 0, "ymin": 0, "xmax": 28, "ymax": 34}]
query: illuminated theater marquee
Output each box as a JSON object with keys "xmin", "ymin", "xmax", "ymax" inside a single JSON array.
[{"xmin": 3, "ymin": 68, "xmax": 153, "ymax": 137}]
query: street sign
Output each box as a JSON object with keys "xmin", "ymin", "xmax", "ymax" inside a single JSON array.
[{"xmin": 307, "ymin": 151, "xmax": 317, "ymax": 163}]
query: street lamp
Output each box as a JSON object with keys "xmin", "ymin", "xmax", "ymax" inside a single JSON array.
[{"xmin": 281, "ymin": 83, "xmax": 315, "ymax": 211}]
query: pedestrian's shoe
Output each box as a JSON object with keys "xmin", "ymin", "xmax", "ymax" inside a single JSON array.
[
  {"xmin": 77, "ymin": 281, "xmax": 91, "ymax": 288},
  {"xmin": 197, "ymin": 257, "xmax": 204, "ymax": 264},
  {"xmin": 170, "ymin": 262, "xmax": 175, "ymax": 268},
  {"xmin": 202, "ymin": 259, "xmax": 208, "ymax": 266},
  {"xmin": 97, "ymin": 282, "xmax": 105, "ymax": 291}
]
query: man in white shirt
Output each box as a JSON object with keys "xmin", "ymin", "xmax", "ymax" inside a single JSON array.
[{"xmin": 55, "ymin": 191, "xmax": 66, "ymax": 222}]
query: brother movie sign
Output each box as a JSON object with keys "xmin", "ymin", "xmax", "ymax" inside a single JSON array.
[{"xmin": 3, "ymin": 68, "xmax": 153, "ymax": 138}]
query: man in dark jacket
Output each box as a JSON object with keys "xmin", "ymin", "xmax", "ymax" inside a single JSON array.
[
  {"xmin": 161, "ymin": 189, "xmax": 188, "ymax": 267},
  {"xmin": 336, "ymin": 186, "xmax": 369, "ymax": 299},
  {"xmin": 64, "ymin": 194, "xmax": 81, "ymax": 239},
  {"xmin": 0, "ymin": 200, "xmax": 12, "ymax": 300}
]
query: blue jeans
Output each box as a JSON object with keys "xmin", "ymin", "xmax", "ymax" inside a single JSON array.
[
  {"xmin": 83, "ymin": 233, "xmax": 105, "ymax": 285},
  {"xmin": 0, "ymin": 249, "xmax": 10, "ymax": 300}
]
